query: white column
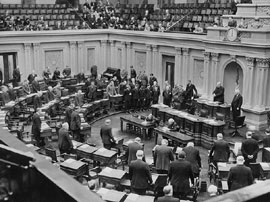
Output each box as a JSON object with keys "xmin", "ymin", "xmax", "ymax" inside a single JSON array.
[
  {"xmin": 77, "ymin": 41, "xmax": 84, "ymax": 73},
  {"xmin": 175, "ymin": 47, "xmax": 182, "ymax": 86},
  {"xmin": 109, "ymin": 40, "xmax": 116, "ymax": 68},
  {"xmin": 69, "ymin": 41, "xmax": 76, "ymax": 74},
  {"xmin": 152, "ymin": 45, "xmax": 159, "ymax": 81},
  {"xmin": 203, "ymin": 51, "xmax": 211, "ymax": 98},
  {"xmin": 244, "ymin": 57, "xmax": 255, "ymax": 108},
  {"xmin": 182, "ymin": 48, "xmax": 190, "ymax": 86},
  {"xmin": 24, "ymin": 43, "xmax": 32, "ymax": 77},
  {"xmin": 121, "ymin": 41, "xmax": 126, "ymax": 69},
  {"xmin": 126, "ymin": 42, "xmax": 132, "ymax": 70},
  {"xmin": 100, "ymin": 40, "xmax": 107, "ymax": 72},
  {"xmin": 146, "ymin": 44, "xmax": 152, "ymax": 75},
  {"xmin": 211, "ymin": 53, "xmax": 219, "ymax": 91},
  {"xmin": 254, "ymin": 58, "xmax": 270, "ymax": 110},
  {"xmin": 33, "ymin": 43, "xmax": 41, "ymax": 75}
]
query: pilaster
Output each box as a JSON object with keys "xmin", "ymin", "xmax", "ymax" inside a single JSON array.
[
  {"xmin": 203, "ymin": 51, "xmax": 211, "ymax": 98},
  {"xmin": 121, "ymin": 41, "xmax": 126, "ymax": 69},
  {"xmin": 77, "ymin": 41, "xmax": 84, "ymax": 73},
  {"xmin": 109, "ymin": 40, "xmax": 116, "ymax": 68},
  {"xmin": 211, "ymin": 52, "xmax": 219, "ymax": 91},
  {"xmin": 175, "ymin": 47, "xmax": 182, "ymax": 86},
  {"xmin": 182, "ymin": 48, "xmax": 190, "ymax": 86},
  {"xmin": 126, "ymin": 42, "xmax": 132, "ymax": 70},
  {"xmin": 100, "ymin": 40, "xmax": 107, "ymax": 72},
  {"xmin": 152, "ymin": 45, "xmax": 159, "ymax": 83},
  {"xmin": 24, "ymin": 43, "xmax": 32, "ymax": 77},
  {"xmin": 33, "ymin": 43, "xmax": 41, "ymax": 75},
  {"xmin": 69, "ymin": 41, "xmax": 76, "ymax": 73},
  {"xmin": 146, "ymin": 44, "xmax": 152, "ymax": 75},
  {"xmin": 244, "ymin": 57, "xmax": 255, "ymax": 108}
]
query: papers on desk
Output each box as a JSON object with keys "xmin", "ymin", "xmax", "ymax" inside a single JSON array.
[
  {"xmin": 161, "ymin": 126, "xmax": 169, "ymax": 132},
  {"xmin": 98, "ymin": 148, "xmax": 106, "ymax": 152},
  {"xmin": 260, "ymin": 162, "xmax": 270, "ymax": 168},
  {"xmin": 126, "ymin": 193, "xmax": 139, "ymax": 201},
  {"xmin": 233, "ymin": 142, "xmax": 242, "ymax": 156},
  {"xmin": 218, "ymin": 162, "xmax": 227, "ymax": 167},
  {"xmin": 141, "ymin": 121, "xmax": 148, "ymax": 126},
  {"xmin": 264, "ymin": 147, "xmax": 270, "ymax": 152},
  {"xmin": 65, "ymin": 158, "xmax": 75, "ymax": 164},
  {"xmin": 97, "ymin": 188, "xmax": 109, "ymax": 196},
  {"xmin": 102, "ymin": 167, "xmax": 113, "ymax": 174}
]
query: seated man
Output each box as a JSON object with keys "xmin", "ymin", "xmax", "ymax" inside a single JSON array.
[
  {"xmin": 1, "ymin": 85, "xmax": 10, "ymax": 105},
  {"xmin": 74, "ymin": 90, "xmax": 84, "ymax": 107},
  {"xmin": 62, "ymin": 66, "xmax": 71, "ymax": 78},
  {"xmin": 44, "ymin": 86, "xmax": 55, "ymax": 103},
  {"xmin": 7, "ymin": 83, "xmax": 16, "ymax": 101},
  {"xmin": 156, "ymin": 185, "xmax": 179, "ymax": 202},
  {"xmin": 167, "ymin": 118, "xmax": 180, "ymax": 132}
]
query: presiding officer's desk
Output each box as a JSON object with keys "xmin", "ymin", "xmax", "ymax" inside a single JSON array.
[{"xmin": 151, "ymin": 104, "xmax": 225, "ymax": 148}]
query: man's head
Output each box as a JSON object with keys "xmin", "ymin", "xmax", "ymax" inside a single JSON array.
[
  {"xmin": 187, "ymin": 142, "xmax": 194, "ymax": 147},
  {"xmin": 217, "ymin": 133, "xmax": 223, "ymax": 140},
  {"xmin": 208, "ymin": 184, "xmax": 218, "ymax": 197},
  {"xmin": 105, "ymin": 119, "xmax": 111, "ymax": 126},
  {"xmin": 265, "ymin": 128, "xmax": 270, "ymax": 136},
  {"xmin": 178, "ymin": 151, "xmax": 186, "ymax": 159},
  {"xmin": 134, "ymin": 137, "xmax": 141, "ymax": 144},
  {"xmin": 48, "ymin": 86, "xmax": 53, "ymax": 92},
  {"xmin": 161, "ymin": 139, "xmax": 168, "ymax": 146},
  {"xmin": 136, "ymin": 150, "xmax": 144, "ymax": 160},
  {"xmin": 246, "ymin": 131, "xmax": 252, "ymax": 139},
  {"xmin": 217, "ymin": 82, "xmax": 221, "ymax": 87},
  {"xmin": 235, "ymin": 88, "xmax": 240, "ymax": 95},
  {"xmin": 168, "ymin": 118, "xmax": 174, "ymax": 125},
  {"xmin": 236, "ymin": 156, "xmax": 245, "ymax": 165},
  {"xmin": 62, "ymin": 122, "xmax": 69, "ymax": 130},
  {"xmin": 163, "ymin": 185, "xmax": 173, "ymax": 196},
  {"xmin": 188, "ymin": 80, "xmax": 191, "ymax": 85}
]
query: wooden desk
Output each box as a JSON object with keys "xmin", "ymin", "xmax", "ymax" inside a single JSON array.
[
  {"xmin": 217, "ymin": 163, "xmax": 235, "ymax": 180},
  {"xmin": 260, "ymin": 162, "xmax": 270, "ymax": 179},
  {"xmin": 109, "ymin": 95, "xmax": 123, "ymax": 111},
  {"xmin": 92, "ymin": 148, "xmax": 117, "ymax": 167},
  {"xmin": 60, "ymin": 158, "xmax": 88, "ymax": 177},
  {"xmin": 97, "ymin": 188, "xmax": 126, "ymax": 202},
  {"xmin": 153, "ymin": 126, "xmax": 194, "ymax": 146},
  {"xmin": 124, "ymin": 193, "xmax": 154, "ymax": 202},
  {"xmin": 120, "ymin": 115, "xmax": 155, "ymax": 140},
  {"xmin": 98, "ymin": 167, "xmax": 126, "ymax": 187},
  {"xmin": 76, "ymin": 144, "xmax": 97, "ymax": 159}
]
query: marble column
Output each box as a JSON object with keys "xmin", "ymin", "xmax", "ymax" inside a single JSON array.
[
  {"xmin": 109, "ymin": 40, "xmax": 116, "ymax": 68},
  {"xmin": 33, "ymin": 43, "xmax": 41, "ymax": 75},
  {"xmin": 146, "ymin": 44, "xmax": 152, "ymax": 75},
  {"xmin": 254, "ymin": 58, "xmax": 270, "ymax": 110},
  {"xmin": 24, "ymin": 43, "xmax": 32, "ymax": 76},
  {"xmin": 175, "ymin": 47, "xmax": 182, "ymax": 86},
  {"xmin": 182, "ymin": 48, "xmax": 190, "ymax": 86},
  {"xmin": 121, "ymin": 41, "xmax": 126, "ymax": 69},
  {"xmin": 126, "ymin": 42, "xmax": 132, "ymax": 70},
  {"xmin": 244, "ymin": 57, "xmax": 255, "ymax": 108},
  {"xmin": 211, "ymin": 52, "xmax": 219, "ymax": 91},
  {"xmin": 77, "ymin": 41, "xmax": 84, "ymax": 73},
  {"xmin": 203, "ymin": 51, "xmax": 211, "ymax": 98},
  {"xmin": 69, "ymin": 41, "xmax": 76, "ymax": 73},
  {"xmin": 152, "ymin": 45, "xmax": 159, "ymax": 80},
  {"xmin": 100, "ymin": 40, "xmax": 107, "ymax": 72}
]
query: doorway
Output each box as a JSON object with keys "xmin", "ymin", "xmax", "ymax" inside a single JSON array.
[
  {"xmin": 162, "ymin": 55, "xmax": 175, "ymax": 89},
  {"xmin": 0, "ymin": 53, "xmax": 17, "ymax": 84}
]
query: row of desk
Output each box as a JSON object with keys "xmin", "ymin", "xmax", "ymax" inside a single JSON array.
[{"xmin": 151, "ymin": 104, "xmax": 226, "ymax": 149}]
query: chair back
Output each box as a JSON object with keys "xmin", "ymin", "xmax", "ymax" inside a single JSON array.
[
  {"xmin": 45, "ymin": 147, "xmax": 57, "ymax": 162},
  {"xmin": 235, "ymin": 116, "xmax": 245, "ymax": 127},
  {"xmin": 200, "ymin": 109, "xmax": 208, "ymax": 117},
  {"xmin": 249, "ymin": 163, "xmax": 263, "ymax": 180},
  {"xmin": 216, "ymin": 112, "xmax": 225, "ymax": 121}
]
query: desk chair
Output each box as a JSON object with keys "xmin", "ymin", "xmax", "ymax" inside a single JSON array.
[
  {"xmin": 216, "ymin": 112, "xmax": 225, "ymax": 121},
  {"xmin": 200, "ymin": 109, "xmax": 208, "ymax": 118},
  {"xmin": 248, "ymin": 163, "xmax": 264, "ymax": 180},
  {"xmin": 230, "ymin": 116, "xmax": 245, "ymax": 137}
]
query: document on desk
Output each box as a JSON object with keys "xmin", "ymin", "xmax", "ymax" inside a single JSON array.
[
  {"xmin": 97, "ymin": 188, "xmax": 109, "ymax": 196},
  {"xmin": 260, "ymin": 162, "xmax": 270, "ymax": 168},
  {"xmin": 127, "ymin": 193, "xmax": 139, "ymax": 201},
  {"xmin": 264, "ymin": 147, "xmax": 270, "ymax": 152},
  {"xmin": 218, "ymin": 162, "xmax": 227, "ymax": 167},
  {"xmin": 103, "ymin": 167, "xmax": 113, "ymax": 174}
]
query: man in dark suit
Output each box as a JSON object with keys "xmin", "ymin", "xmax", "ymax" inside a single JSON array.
[
  {"xmin": 12, "ymin": 66, "xmax": 21, "ymax": 87},
  {"xmin": 31, "ymin": 76, "xmax": 40, "ymax": 93},
  {"xmin": 100, "ymin": 119, "xmax": 116, "ymax": 150},
  {"xmin": 183, "ymin": 142, "xmax": 201, "ymax": 178},
  {"xmin": 185, "ymin": 80, "xmax": 197, "ymax": 101},
  {"xmin": 27, "ymin": 71, "xmax": 37, "ymax": 84},
  {"xmin": 163, "ymin": 85, "xmax": 172, "ymax": 106},
  {"xmin": 58, "ymin": 122, "xmax": 73, "ymax": 154},
  {"xmin": 65, "ymin": 104, "xmax": 73, "ymax": 129},
  {"xmin": 212, "ymin": 82, "xmax": 225, "ymax": 104},
  {"xmin": 129, "ymin": 150, "xmax": 153, "ymax": 195},
  {"xmin": 130, "ymin": 65, "xmax": 137, "ymax": 79},
  {"xmin": 241, "ymin": 131, "xmax": 259, "ymax": 166},
  {"xmin": 70, "ymin": 108, "xmax": 82, "ymax": 142},
  {"xmin": 32, "ymin": 109, "xmax": 44, "ymax": 147},
  {"xmin": 33, "ymin": 91, "xmax": 42, "ymax": 112},
  {"xmin": 231, "ymin": 89, "xmax": 243, "ymax": 121},
  {"xmin": 228, "ymin": 16, "xmax": 237, "ymax": 27},
  {"xmin": 156, "ymin": 185, "xmax": 179, "ymax": 202},
  {"xmin": 168, "ymin": 151, "xmax": 194, "ymax": 199},
  {"xmin": 127, "ymin": 137, "xmax": 143, "ymax": 165},
  {"xmin": 52, "ymin": 67, "xmax": 61, "ymax": 80},
  {"xmin": 262, "ymin": 128, "xmax": 270, "ymax": 162},
  {"xmin": 0, "ymin": 67, "xmax": 3, "ymax": 85},
  {"xmin": 154, "ymin": 139, "xmax": 174, "ymax": 174},
  {"xmin": 209, "ymin": 133, "xmax": 230, "ymax": 166},
  {"xmin": 227, "ymin": 156, "xmax": 253, "ymax": 191},
  {"xmin": 62, "ymin": 66, "xmax": 71, "ymax": 78}
]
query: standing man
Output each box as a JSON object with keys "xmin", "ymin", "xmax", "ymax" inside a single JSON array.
[
  {"xmin": 100, "ymin": 119, "xmax": 116, "ymax": 150},
  {"xmin": 163, "ymin": 85, "xmax": 172, "ymax": 107},
  {"xmin": 13, "ymin": 66, "xmax": 21, "ymax": 87},
  {"xmin": 31, "ymin": 76, "xmax": 40, "ymax": 93},
  {"xmin": 183, "ymin": 142, "xmax": 202, "ymax": 178},
  {"xmin": 127, "ymin": 137, "xmax": 143, "ymax": 165},
  {"xmin": 154, "ymin": 139, "xmax": 174, "ymax": 174},
  {"xmin": 52, "ymin": 67, "xmax": 61, "ymax": 80},
  {"xmin": 168, "ymin": 151, "xmax": 194, "ymax": 199},
  {"xmin": 209, "ymin": 133, "xmax": 230, "ymax": 166},
  {"xmin": 227, "ymin": 156, "xmax": 253, "ymax": 191},
  {"xmin": 185, "ymin": 80, "xmax": 197, "ymax": 101},
  {"xmin": 241, "ymin": 131, "xmax": 259, "ymax": 166},
  {"xmin": 129, "ymin": 150, "xmax": 153, "ymax": 195},
  {"xmin": 32, "ymin": 108, "xmax": 44, "ymax": 147},
  {"xmin": 262, "ymin": 128, "xmax": 270, "ymax": 162},
  {"xmin": 212, "ymin": 82, "xmax": 225, "ymax": 104},
  {"xmin": 43, "ymin": 66, "xmax": 51, "ymax": 81},
  {"xmin": 231, "ymin": 89, "xmax": 243, "ymax": 121},
  {"xmin": 70, "ymin": 107, "xmax": 82, "ymax": 142},
  {"xmin": 130, "ymin": 66, "xmax": 137, "ymax": 79},
  {"xmin": 58, "ymin": 122, "xmax": 73, "ymax": 154}
]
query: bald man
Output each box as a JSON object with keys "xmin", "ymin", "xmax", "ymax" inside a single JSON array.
[{"xmin": 213, "ymin": 82, "xmax": 225, "ymax": 104}]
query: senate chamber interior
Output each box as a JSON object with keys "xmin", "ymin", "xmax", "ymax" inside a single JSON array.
[{"xmin": 0, "ymin": 0, "xmax": 270, "ymax": 201}]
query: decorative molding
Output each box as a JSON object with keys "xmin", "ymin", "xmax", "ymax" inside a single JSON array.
[
  {"xmin": 33, "ymin": 43, "xmax": 40, "ymax": 48},
  {"xmin": 230, "ymin": 55, "xmax": 237, "ymax": 62},
  {"xmin": 77, "ymin": 41, "xmax": 84, "ymax": 48},
  {"xmin": 69, "ymin": 41, "xmax": 76, "ymax": 46},
  {"xmin": 101, "ymin": 40, "xmax": 108, "ymax": 45},
  {"xmin": 24, "ymin": 43, "xmax": 31, "ymax": 50},
  {"xmin": 256, "ymin": 58, "xmax": 270, "ymax": 68},
  {"xmin": 239, "ymin": 32, "xmax": 251, "ymax": 39},
  {"xmin": 203, "ymin": 51, "xmax": 210, "ymax": 59},
  {"xmin": 146, "ymin": 44, "xmax": 152, "ymax": 51},
  {"xmin": 152, "ymin": 45, "xmax": 158, "ymax": 52},
  {"xmin": 182, "ymin": 48, "xmax": 189, "ymax": 55},
  {"xmin": 246, "ymin": 57, "xmax": 255, "ymax": 66},
  {"xmin": 211, "ymin": 53, "xmax": 219, "ymax": 61},
  {"xmin": 126, "ymin": 42, "xmax": 132, "ymax": 48},
  {"xmin": 257, "ymin": 6, "xmax": 270, "ymax": 16},
  {"xmin": 175, "ymin": 47, "xmax": 182, "ymax": 54}
]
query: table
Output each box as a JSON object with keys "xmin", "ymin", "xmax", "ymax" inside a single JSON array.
[
  {"xmin": 109, "ymin": 95, "xmax": 123, "ymax": 110},
  {"xmin": 153, "ymin": 126, "xmax": 194, "ymax": 146},
  {"xmin": 76, "ymin": 144, "xmax": 97, "ymax": 159},
  {"xmin": 217, "ymin": 163, "xmax": 235, "ymax": 180},
  {"xmin": 92, "ymin": 148, "xmax": 117, "ymax": 167},
  {"xmin": 124, "ymin": 193, "xmax": 154, "ymax": 202},
  {"xmin": 260, "ymin": 162, "xmax": 270, "ymax": 179},
  {"xmin": 98, "ymin": 167, "xmax": 126, "ymax": 187},
  {"xmin": 60, "ymin": 158, "xmax": 88, "ymax": 177},
  {"xmin": 97, "ymin": 188, "xmax": 126, "ymax": 202},
  {"xmin": 120, "ymin": 115, "xmax": 155, "ymax": 140}
]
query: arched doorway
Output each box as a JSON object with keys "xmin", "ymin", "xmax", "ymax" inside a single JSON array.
[{"xmin": 223, "ymin": 62, "xmax": 243, "ymax": 104}]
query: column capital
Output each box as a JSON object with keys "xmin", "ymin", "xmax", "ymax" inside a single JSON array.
[
  {"xmin": 256, "ymin": 58, "xmax": 270, "ymax": 68},
  {"xmin": 211, "ymin": 52, "xmax": 219, "ymax": 61},
  {"xmin": 182, "ymin": 48, "xmax": 189, "ymax": 55},
  {"xmin": 33, "ymin": 42, "xmax": 40, "ymax": 48},
  {"xmin": 152, "ymin": 45, "xmax": 159, "ymax": 52},
  {"xmin": 175, "ymin": 47, "xmax": 182, "ymax": 54},
  {"xmin": 121, "ymin": 41, "xmax": 126, "ymax": 46},
  {"xmin": 24, "ymin": 43, "xmax": 31, "ymax": 50},
  {"xmin": 146, "ymin": 44, "xmax": 152, "ymax": 51},
  {"xmin": 69, "ymin": 41, "xmax": 76, "ymax": 47},
  {"xmin": 77, "ymin": 41, "xmax": 84, "ymax": 47},
  {"xmin": 230, "ymin": 54, "xmax": 237, "ymax": 62},
  {"xmin": 246, "ymin": 57, "xmax": 255, "ymax": 66},
  {"xmin": 203, "ymin": 51, "xmax": 210, "ymax": 59},
  {"xmin": 101, "ymin": 40, "xmax": 107, "ymax": 45},
  {"xmin": 126, "ymin": 42, "xmax": 132, "ymax": 48}
]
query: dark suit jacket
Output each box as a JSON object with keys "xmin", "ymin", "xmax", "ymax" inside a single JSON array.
[
  {"xmin": 154, "ymin": 145, "xmax": 174, "ymax": 171},
  {"xmin": 8, "ymin": 89, "xmax": 16, "ymax": 101},
  {"xmin": 156, "ymin": 196, "xmax": 179, "ymax": 202},
  {"xmin": 263, "ymin": 135, "xmax": 270, "ymax": 148},
  {"xmin": 31, "ymin": 112, "xmax": 41, "ymax": 136},
  {"xmin": 31, "ymin": 80, "xmax": 40, "ymax": 93},
  {"xmin": 209, "ymin": 139, "xmax": 230, "ymax": 162},
  {"xmin": 129, "ymin": 159, "xmax": 152, "ymax": 189},
  {"xmin": 231, "ymin": 94, "xmax": 243, "ymax": 112},
  {"xmin": 163, "ymin": 90, "xmax": 172, "ymax": 106},
  {"xmin": 127, "ymin": 142, "xmax": 143, "ymax": 165},
  {"xmin": 70, "ymin": 111, "xmax": 81, "ymax": 131},
  {"xmin": 168, "ymin": 159, "xmax": 194, "ymax": 194},
  {"xmin": 2, "ymin": 92, "xmax": 10, "ymax": 104},
  {"xmin": 74, "ymin": 94, "xmax": 84, "ymax": 107},
  {"xmin": 185, "ymin": 83, "xmax": 197, "ymax": 99},
  {"xmin": 183, "ymin": 146, "xmax": 201, "ymax": 174},
  {"xmin": 33, "ymin": 95, "xmax": 42, "ymax": 111},
  {"xmin": 227, "ymin": 165, "xmax": 253, "ymax": 191},
  {"xmin": 13, "ymin": 69, "xmax": 21, "ymax": 82},
  {"xmin": 100, "ymin": 125, "xmax": 115, "ymax": 146},
  {"xmin": 213, "ymin": 86, "xmax": 225, "ymax": 103},
  {"xmin": 241, "ymin": 138, "xmax": 259, "ymax": 162},
  {"xmin": 58, "ymin": 127, "xmax": 73, "ymax": 153},
  {"xmin": 65, "ymin": 108, "xmax": 73, "ymax": 126}
]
